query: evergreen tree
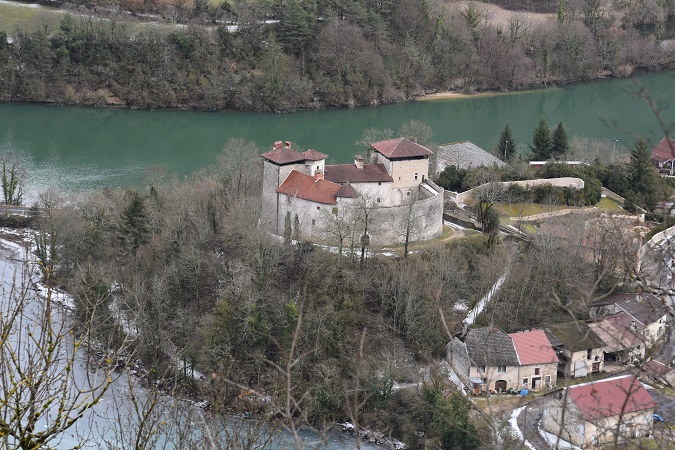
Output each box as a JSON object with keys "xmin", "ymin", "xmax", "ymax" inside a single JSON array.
[
  {"xmin": 277, "ymin": 0, "xmax": 315, "ymax": 58},
  {"xmin": 496, "ymin": 124, "xmax": 515, "ymax": 162},
  {"xmin": 550, "ymin": 122, "xmax": 569, "ymax": 160},
  {"xmin": 628, "ymin": 139, "xmax": 658, "ymax": 209},
  {"xmin": 117, "ymin": 190, "xmax": 149, "ymax": 258},
  {"xmin": 529, "ymin": 118, "xmax": 551, "ymax": 161},
  {"xmin": 292, "ymin": 213, "xmax": 301, "ymax": 242}
]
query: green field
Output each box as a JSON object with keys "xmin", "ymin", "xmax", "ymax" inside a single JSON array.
[{"xmin": 0, "ymin": 2, "xmax": 65, "ymax": 33}]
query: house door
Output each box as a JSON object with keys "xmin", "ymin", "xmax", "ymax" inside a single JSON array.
[
  {"xmin": 495, "ymin": 380, "xmax": 507, "ymax": 393},
  {"xmin": 592, "ymin": 362, "xmax": 600, "ymax": 373},
  {"xmin": 531, "ymin": 377, "xmax": 541, "ymax": 390}
]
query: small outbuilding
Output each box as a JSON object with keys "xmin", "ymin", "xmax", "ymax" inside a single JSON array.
[{"xmin": 546, "ymin": 321, "xmax": 606, "ymax": 378}]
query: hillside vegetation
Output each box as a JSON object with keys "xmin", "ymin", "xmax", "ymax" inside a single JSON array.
[{"xmin": 0, "ymin": 0, "xmax": 672, "ymax": 111}]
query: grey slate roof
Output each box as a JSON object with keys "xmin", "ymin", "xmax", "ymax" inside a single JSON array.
[
  {"xmin": 464, "ymin": 327, "xmax": 519, "ymax": 367},
  {"xmin": 594, "ymin": 293, "xmax": 671, "ymax": 326},
  {"xmin": 546, "ymin": 321, "xmax": 606, "ymax": 353},
  {"xmin": 436, "ymin": 141, "xmax": 505, "ymax": 172}
]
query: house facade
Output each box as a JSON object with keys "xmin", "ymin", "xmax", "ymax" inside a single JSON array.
[
  {"xmin": 541, "ymin": 375, "xmax": 655, "ymax": 448},
  {"xmin": 589, "ymin": 293, "xmax": 671, "ymax": 347},
  {"xmin": 448, "ymin": 327, "xmax": 558, "ymax": 393},
  {"xmin": 546, "ymin": 321, "xmax": 607, "ymax": 378},
  {"xmin": 261, "ymin": 139, "xmax": 444, "ymax": 245}
]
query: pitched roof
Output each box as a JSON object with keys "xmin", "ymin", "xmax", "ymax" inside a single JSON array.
[
  {"xmin": 509, "ymin": 329, "xmax": 559, "ymax": 365},
  {"xmin": 652, "ymin": 137, "xmax": 675, "ymax": 163},
  {"xmin": 302, "ymin": 149, "xmax": 329, "ymax": 161},
  {"xmin": 261, "ymin": 147, "xmax": 306, "ymax": 165},
  {"xmin": 324, "ymin": 163, "xmax": 393, "ymax": 184},
  {"xmin": 642, "ymin": 359, "xmax": 674, "ymax": 378},
  {"xmin": 335, "ymin": 183, "xmax": 361, "ymax": 198},
  {"xmin": 594, "ymin": 293, "xmax": 670, "ymax": 326},
  {"xmin": 370, "ymin": 138, "xmax": 434, "ymax": 159},
  {"xmin": 546, "ymin": 321, "xmax": 606, "ymax": 353},
  {"xmin": 436, "ymin": 141, "xmax": 505, "ymax": 172},
  {"xmin": 463, "ymin": 327, "xmax": 519, "ymax": 367},
  {"xmin": 277, "ymin": 170, "xmax": 341, "ymax": 205},
  {"xmin": 568, "ymin": 375, "xmax": 655, "ymax": 420},
  {"xmin": 587, "ymin": 313, "xmax": 643, "ymax": 352}
]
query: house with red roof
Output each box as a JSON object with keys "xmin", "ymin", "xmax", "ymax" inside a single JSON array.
[
  {"xmin": 652, "ymin": 137, "xmax": 675, "ymax": 176},
  {"xmin": 261, "ymin": 139, "xmax": 444, "ymax": 245},
  {"xmin": 541, "ymin": 375, "xmax": 655, "ymax": 447},
  {"xmin": 448, "ymin": 327, "xmax": 558, "ymax": 394}
]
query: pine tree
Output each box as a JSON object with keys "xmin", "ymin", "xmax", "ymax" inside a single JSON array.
[
  {"xmin": 496, "ymin": 124, "xmax": 515, "ymax": 162},
  {"xmin": 628, "ymin": 139, "xmax": 658, "ymax": 209},
  {"xmin": 529, "ymin": 118, "xmax": 551, "ymax": 161},
  {"xmin": 550, "ymin": 122, "xmax": 569, "ymax": 160},
  {"xmin": 117, "ymin": 190, "xmax": 149, "ymax": 258}
]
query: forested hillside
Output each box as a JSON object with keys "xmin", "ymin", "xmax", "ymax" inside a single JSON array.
[{"xmin": 0, "ymin": 0, "xmax": 672, "ymax": 111}]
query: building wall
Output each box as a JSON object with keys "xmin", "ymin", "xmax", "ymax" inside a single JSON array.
[
  {"xmin": 349, "ymin": 182, "xmax": 394, "ymax": 206},
  {"xmin": 568, "ymin": 348, "xmax": 604, "ymax": 378},
  {"xmin": 262, "ymin": 161, "xmax": 281, "ymax": 231},
  {"xmin": 277, "ymin": 194, "xmax": 334, "ymax": 242},
  {"xmin": 519, "ymin": 363, "xmax": 557, "ymax": 390},
  {"xmin": 542, "ymin": 398, "xmax": 653, "ymax": 447},
  {"xmin": 390, "ymin": 158, "xmax": 430, "ymax": 190},
  {"xmin": 468, "ymin": 365, "xmax": 520, "ymax": 392},
  {"xmin": 447, "ymin": 338, "xmax": 471, "ymax": 385},
  {"xmin": 645, "ymin": 315, "xmax": 668, "ymax": 344}
]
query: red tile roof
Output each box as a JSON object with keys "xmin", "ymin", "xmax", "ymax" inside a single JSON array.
[
  {"xmin": 261, "ymin": 147, "xmax": 306, "ymax": 165},
  {"xmin": 336, "ymin": 183, "xmax": 361, "ymax": 198},
  {"xmin": 652, "ymin": 137, "xmax": 675, "ymax": 163},
  {"xmin": 302, "ymin": 149, "xmax": 329, "ymax": 161},
  {"xmin": 568, "ymin": 375, "xmax": 655, "ymax": 420},
  {"xmin": 508, "ymin": 329, "xmax": 558, "ymax": 365},
  {"xmin": 277, "ymin": 171, "xmax": 341, "ymax": 205},
  {"xmin": 370, "ymin": 138, "xmax": 434, "ymax": 159},
  {"xmin": 324, "ymin": 164, "xmax": 393, "ymax": 183}
]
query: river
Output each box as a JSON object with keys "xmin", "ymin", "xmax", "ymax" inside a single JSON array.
[{"xmin": 0, "ymin": 71, "xmax": 673, "ymax": 199}]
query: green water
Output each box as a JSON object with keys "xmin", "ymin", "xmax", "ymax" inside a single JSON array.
[{"xmin": 1, "ymin": 71, "xmax": 673, "ymax": 198}]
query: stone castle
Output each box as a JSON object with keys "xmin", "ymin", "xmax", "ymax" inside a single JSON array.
[{"xmin": 261, "ymin": 138, "xmax": 444, "ymax": 245}]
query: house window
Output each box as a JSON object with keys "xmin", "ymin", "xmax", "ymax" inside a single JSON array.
[
  {"xmin": 398, "ymin": 177, "xmax": 401, "ymax": 181},
  {"xmin": 535, "ymin": 368, "xmax": 540, "ymax": 375},
  {"xmin": 482, "ymin": 378, "xmax": 487, "ymax": 384},
  {"xmin": 317, "ymin": 165, "xmax": 320, "ymax": 170},
  {"xmin": 544, "ymin": 375, "xmax": 551, "ymax": 385},
  {"xmin": 498, "ymin": 366, "xmax": 506, "ymax": 373},
  {"xmin": 478, "ymin": 366, "xmax": 486, "ymax": 373},
  {"xmin": 587, "ymin": 349, "xmax": 592, "ymax": 360},
  {"xmin": 414, "ymin": 173, "xmax": 418, "ymax": 180},
  {"xmin": 522, "ymin": 378, "xmax": 528, "ymax": 386}
]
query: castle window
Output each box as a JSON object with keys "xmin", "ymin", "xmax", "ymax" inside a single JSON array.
[
  {"xmin": 378, "ymin": 182, "xmax": 381, "ymax": 186},
  {"xmin": 312, "ymin": 219, "xmax": 315, "ymax": 225},
  {"xmin": 377, "ymin": 198, "xmax": 381, "ymax": 203},
  {"xmin": 317, "ymin": 206, "xmax": 320, "ymax": 210},
  {"xmin": 414, "ymin": 173, "xmax": 418, "ymax": 180},
  {"xmin": 398, "ymin": 177, "xmax": 401, "ymax": 181}
]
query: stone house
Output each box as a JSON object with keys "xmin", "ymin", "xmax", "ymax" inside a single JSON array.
[
  {"xmin": 587, "ymin": 312, "xmax": 646, "ymax": 364},
  {"xmin": 448, "ymin": 327, "xmax": 558, "ymax": 394},
  {"xmin": 545, "ymin": 321, "xmax": 607, "ymax": 378},
  {"xmin": 641, "ymin": 358, "xmax": 675, "ymax": 387},
  {"xmin": 652, "ymin": 137, "xmax": 675, "ymax": 176},
  {"xmin": 541, "ymin": 375, "xmax": 655, "ymax": 448},
  {"xmin": 261, "ymin": 139, "xmax": 444, "ymax": 245},
  {"xmin": 589, "ymin": 293, "xmax": 671, "ymax": 347}
]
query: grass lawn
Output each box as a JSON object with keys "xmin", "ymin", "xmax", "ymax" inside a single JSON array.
[
  {"xmin": 596, "ymin": 197, "xmax": 624, "ymax": 212},
  {"xmin": 495, "ymin": 202, "xmax": 570, "ymax": 218},
  {"xmin": 0, "ymin": 2, "xmax": 65, "ymax": 33}
]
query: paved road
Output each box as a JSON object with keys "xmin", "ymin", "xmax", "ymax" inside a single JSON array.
[{"xmin": 516, "ymin": 400, "xmax": 550, "ymax": 450}]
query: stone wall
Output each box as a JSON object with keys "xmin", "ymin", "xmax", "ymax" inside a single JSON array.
[{"xmin": 456, "ymin": 177, "xmax": 585, "ymax": 204}]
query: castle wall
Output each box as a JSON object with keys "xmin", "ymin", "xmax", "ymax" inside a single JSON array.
[
  {"xmin": 276, "ymin": 194, "xmax": 334, "ymax": 242},
  {"xmin": 262, "ymin": 161, "xmax": 281, "ymax": 231}
]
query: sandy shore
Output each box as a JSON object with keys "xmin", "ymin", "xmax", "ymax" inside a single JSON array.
[{"xmin": 416, "ymin": 90, "xmax": 506, "ymax": 101}]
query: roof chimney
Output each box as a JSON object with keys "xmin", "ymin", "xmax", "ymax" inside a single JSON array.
[
  {"xmin": 355, "ymin": 155, "xmax": 364, "ymax": 169},
  {"xmin": 314, "ymin": 170, "xmax": 324, "ymax": 182},
  {"xmin": 285, "ymin": 141, "xmax": 292, "ymax": 150},
  {"xmin": 273, "ymin": 141, "xmax": 283, "ymax": 150}
]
